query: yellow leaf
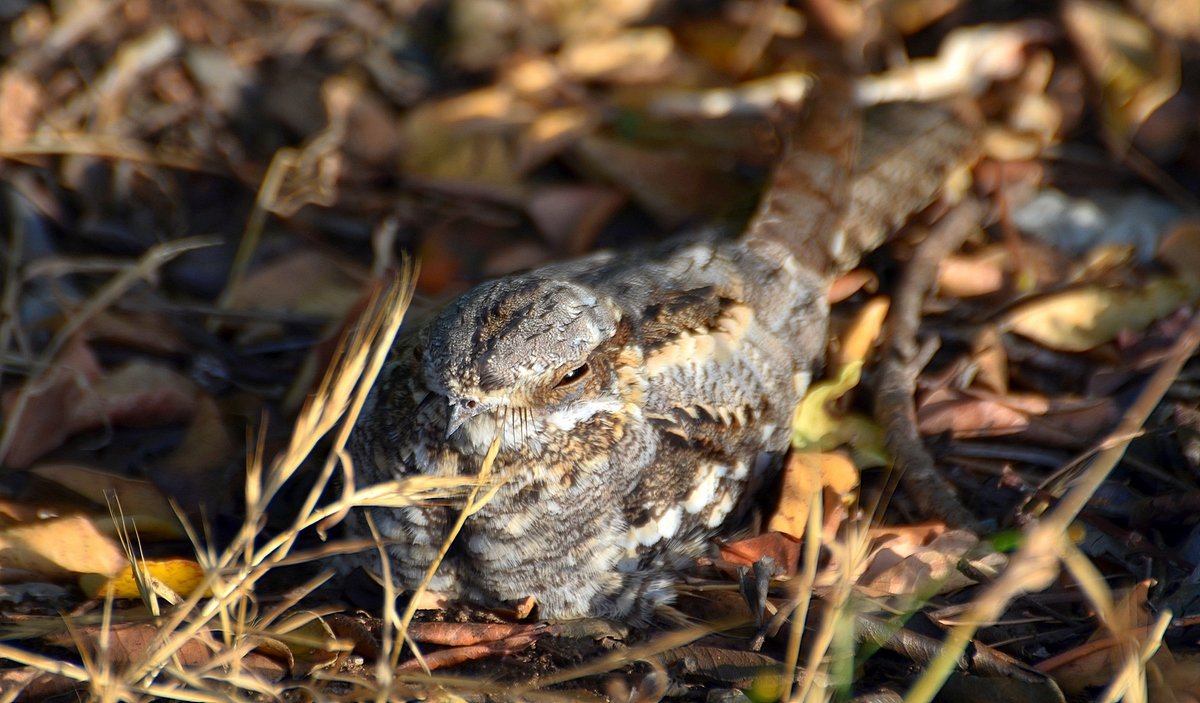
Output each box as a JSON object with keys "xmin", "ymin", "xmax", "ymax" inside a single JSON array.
[
  {"xmin": 834, "ymin": 296, "xmax": 890, "ymax": 368},
  {"xmin": 1004, "ymin": 276, "xmax": 1198, "ymax": 352},
  {"xmin": 79, "ymin": 558, "xmax": 207, "ymax": 599},
  {"xmin": 768, "ymin": 452, "xmax": 859, "ymax": 540},
  {"xmin": 792, "ymin": 360, "xmax": 888, "ymax": 468}
]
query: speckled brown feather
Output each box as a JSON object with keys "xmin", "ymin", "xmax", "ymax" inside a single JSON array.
[{"xmin": 346, "ymin": 78, "xmax": 980, "ymax": 620}]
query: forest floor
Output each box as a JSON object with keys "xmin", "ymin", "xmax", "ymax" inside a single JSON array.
[{"xmin": 2, "ymin": 0, "xmax": 1200, "ymax": 701}]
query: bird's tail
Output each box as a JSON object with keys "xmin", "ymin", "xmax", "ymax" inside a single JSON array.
[{"xmin": 744, "ymin": 74, "xmax": 980, "ymax": 276}]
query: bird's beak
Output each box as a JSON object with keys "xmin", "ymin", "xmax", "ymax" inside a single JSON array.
[{"xmin": 445, "ymin": 395, "xmax": 487, "ymax": 438}]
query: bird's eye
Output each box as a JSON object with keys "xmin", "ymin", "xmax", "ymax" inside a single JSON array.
[{"xmin": 554, "ymin": 363, "xmax": 590, "ymax": 388}]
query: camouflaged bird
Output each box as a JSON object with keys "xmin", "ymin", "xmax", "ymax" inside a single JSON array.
[{"xmin": 346, "ymin": 77, "xmax": 979, "ymax": 621}]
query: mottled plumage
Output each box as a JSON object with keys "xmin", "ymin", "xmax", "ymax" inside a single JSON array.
[{"xmin": 346, "ymin": 85, "xmax": 978, "ymax": 620}]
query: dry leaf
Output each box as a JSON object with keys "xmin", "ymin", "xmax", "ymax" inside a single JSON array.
[
  {"xmin": 226, "ymin": 248, "xmax": 367, "ymax": 345},
  {"xmin": 717, "ymin": 532, "xmax": 801, "ymax": 576},
  {"xmin": 30, "ymin": 463, "xmax": 182, "ymax": 534},
  {"xmin": 526, "ymin": 185, "xmax": 625, "ymax": 255},
  {"xmin": 938, "ymin": 246, "xmax": 1008, "ymax": 298},
  {"xmin": 2, "ymin": 337, "xmax": 102, "ymax": 467},
  {"xmin": 0, "ymin": 514, "xmax": 127, "ymax": 579},
  {"xmin": 558, "ymin": 28, "xmax": 676, "ymax": 83},
  {"xmin": 767, "ymin": 452, "xmax": 858, "ymax": 540},
  {"xmin": 1063, "ymin": 0, "xmax": 1180, "ymax": 145},
  {"xmin": 834, "ymin": 296, "xmax": 890, "ymax": 368},
  {"xmin": 859, "ymin": 528, "xmax": 996, "ymax": 598},
  {"xmin": 1157, "ymin": 219, "xmax": 1200, "ymax": 281},
  {"xmin": 2, "ymin": 343, "xmax": 197, "ymax": 467},
  {"xmin": 970, "ymin": 326, "xmax": 1009, "ymax": 394},
  {"xmin": 79, "ymin": 558, "xmax": 207, "ymax": 599},
  {"xmin": 918, "ymin": 388, "xmax": 1116, "ymax": 446},
  {"xmin": 1004, "ymin": 276, "xmax": 1198, "ymax": 351}
]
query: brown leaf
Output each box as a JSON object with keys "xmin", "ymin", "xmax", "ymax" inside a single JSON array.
[
  {"xmin": 938, "ymin": 246, "xmax": 1008, "ymax": 298},
  {"xmin": 572, "ymin": 134, "xmax": 742, "ymax": 227},
  {"xmin": 30, "ymin": 463, "xmax": 182, "ymax": 532},
  {"xmin": 918, "ymin": 388, "xmax": 1116, "ymax": 446},
  {"xmin": 557, "ymin": 28, "xmax": 677, "ymax": 83},
  {"xmin": 1158, "ymin": 219, "xmax": 1200, "ymax": 281},
  {"xmin": 858, "ymin": 528, "xmax": 1001, "ymax": 597},
  {"xmin": 1063, "ymin": 0, "xmax": 1180, "ymax": 145},
  {"xmin": 526, "ymin": 185, "xmax": 625, "ymax": 255},
  {"xmin": 717, "ymin": 532, "xmax": 801, "ymax": 576},
  {"xmin": 1, "ymin": 337, "xmax": 102, "ymax": 467},
  {"xmin": 47, "ymin": 622, "xmax": 286, "ymax": 682},
  {"xmin": 157, "ymin": 395, "xmax": 237, "ymax": 514}
]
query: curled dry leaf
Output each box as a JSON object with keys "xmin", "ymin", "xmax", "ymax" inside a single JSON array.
[
  {"xmin": 1003, "ymin": 276, "xmax": 1199, "ymax": 352},
  {"xmin": 858, "ymin": 527, "xmax": 1004, "ymax": 598}
]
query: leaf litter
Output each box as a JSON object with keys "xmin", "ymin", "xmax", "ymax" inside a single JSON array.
[{"xmin": 0, "ymin": 0, "xmax": 1199, "ymax": 701}]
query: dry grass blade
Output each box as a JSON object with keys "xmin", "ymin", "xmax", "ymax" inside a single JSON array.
[
  {"xmin": 906, "ymin": 310, "xmax": 1200, "ymax": 703},
  {"xmin": 116, "ymin": 265, "xmax": 418, "ymax": 689}
]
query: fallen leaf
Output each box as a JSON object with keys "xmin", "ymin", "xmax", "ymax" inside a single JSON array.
[
  {"xmin": 0, "ymin": 514, "xmax": 127, "ymax": 579},
  {"xmin": 768, "ymin": 452, "xmax": 858, "ymax": 541},
  {"xmin": 558, "ymin": 28, "xmax": 677, "ymax": 83},
  {"xmin": 938, "ymin": 246, "xmax": 1008, "ymax": 298},
  {"xmin": 1158, "ymin": 219, "xmax": 1200, "ymax": 281},
  {"xmin": 1003, "ymin": 276, "xmax": 1198, "ymax": 352},
  {"xmin": 517, "ymin": 106, "xmax": 597, "ymax": 172},
  {"xmin": 30, "ymin": 463, "xmax": 181, "ymax": 530},
  {"xmin": 79, "ymin": 558, "xmax": 207, "ymax": 599},
  {"xmin": 828, "ymin": 269, "xmax": 878, "ymax": 304},
  {"xmin": 572, "ymin": 133, "xmax": 742, "ymax": 227},
  {"xmin": 1063, "ymin": 0, "xmax": 1180, "ymax": 146},
  {"xmin": 1, "ymin": 337, "xmax": 102, "ymax": 467},
  {"xmin": 918, "ymin": 388, "xmax": 1116, "ymax": 446},
  {"xmin": 834, "ymin": 296, "xmax": 890, "ymax": 368},
  {"xmin": 717, "ymin": 532, "xmax": 801, "ymax": 576},
  {"xmin": 2, "ymin": 344, "xmax": 197, "ymax": 468},
  {"xmin": 792, "ymin": 361, "xmax": 888, "ymax": 465},
  {"xmin": 157, "ymin": 395, "xmax": 237, "ymax": 515},
  {"xmin": 45, "ymin": 622, "xmax": 286, "ymax": 682},
  {"xmin": 858, "ymin": 528, "xmax": 1002, "ymax": 598},
  {"xmin": 526, "ymin": 185, "xmax": 625, "ymax": 255},
  {"xmin": 970, "ymin": 326, "xmax": 1009, "ymax": 394}
]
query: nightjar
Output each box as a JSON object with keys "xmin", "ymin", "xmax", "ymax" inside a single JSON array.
[{"xmin": 346, "ymin": 78, "xmax": 978, "ymax": 621}]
